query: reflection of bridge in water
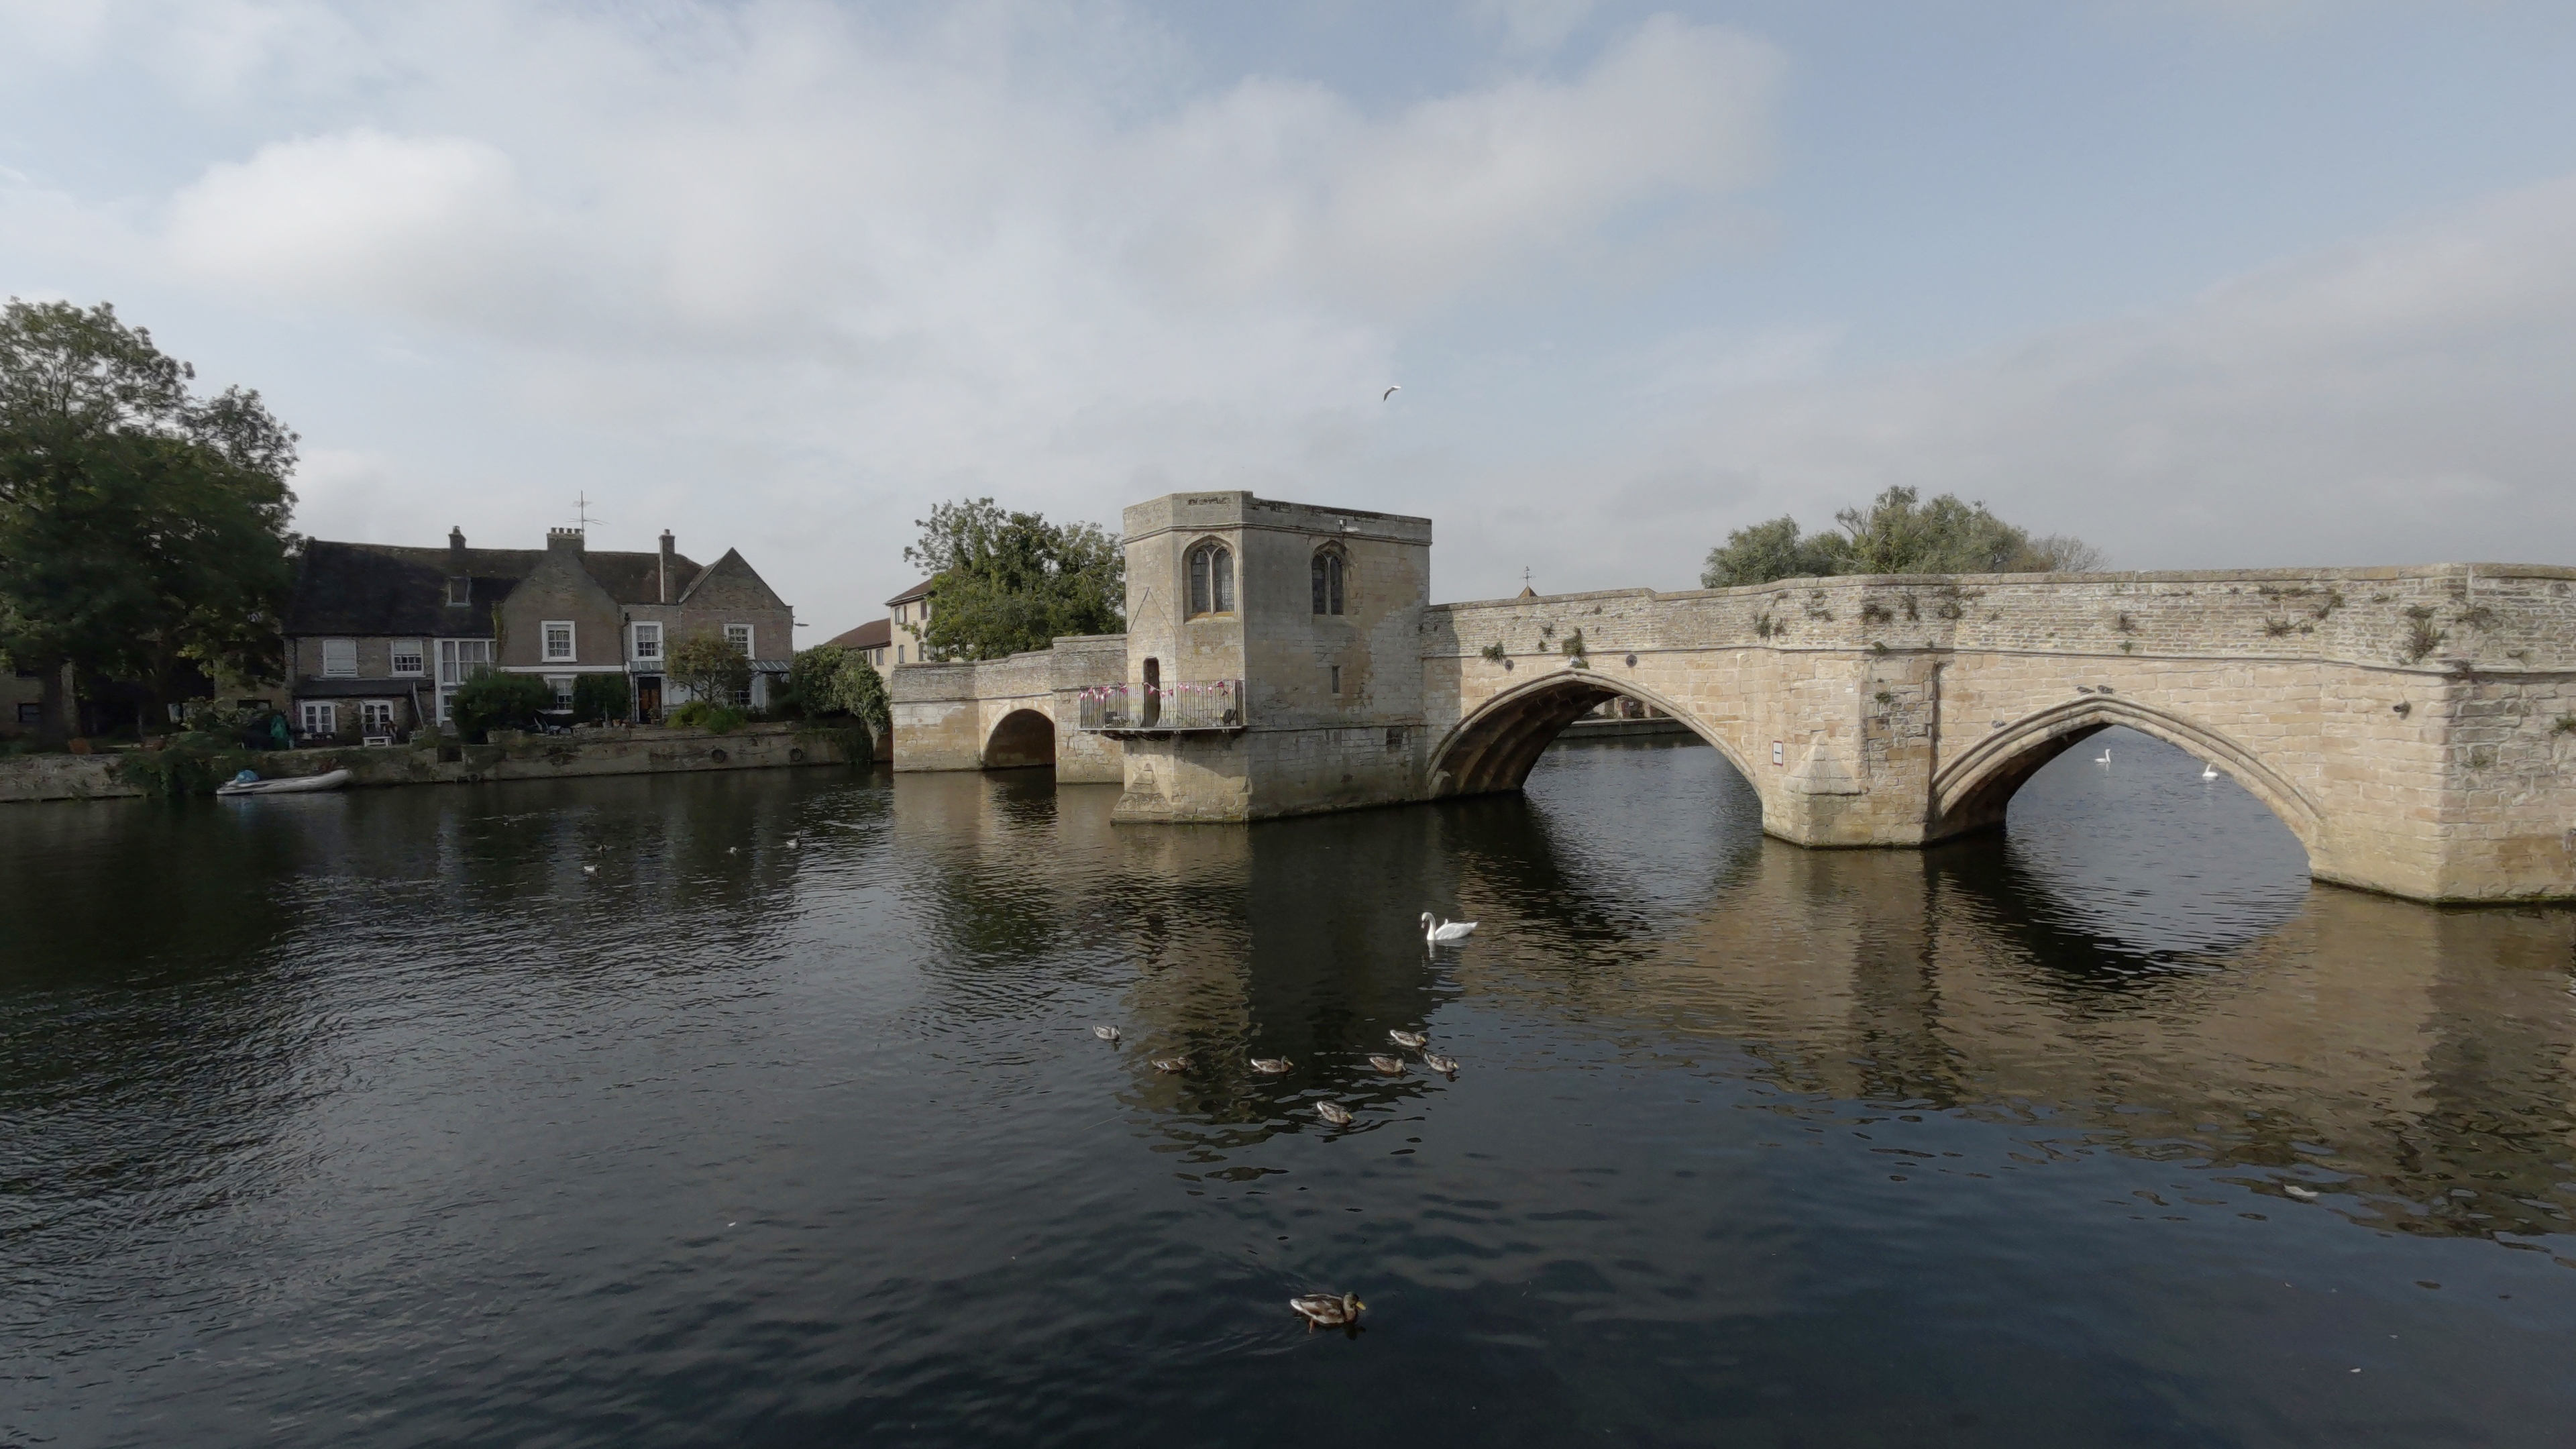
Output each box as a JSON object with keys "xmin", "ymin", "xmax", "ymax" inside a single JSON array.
[
  {"xmin": 887, "ymin": 749, "xmax": 2576, "ymax": 1244},
  {"xmin": 891, "ymin": 490, "xmax": 2576, "ymax": 902}
]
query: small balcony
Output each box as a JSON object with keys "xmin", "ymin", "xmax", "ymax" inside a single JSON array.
[{"xmin": 1077, "ymin": 679, "xmax": 1245, "ymax": 735}]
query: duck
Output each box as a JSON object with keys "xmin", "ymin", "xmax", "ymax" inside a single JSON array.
[
  {"xmin": 1421, "ymin": 913, "xmax": 1479, "ymax": 943},
  {"xmin": 1367, "ymin": 1055, "xmax": 1406, "ymax": 1075},
  {"xmin": 1388, "ymin": 1030, "xmax": 1428, "ymax": 1049},
  {"xmin": 787, "ymin": 838, "xmax": 800, "ymax": 849},
  {"xmin": 2284, "ymin": 1184, "xmax": 2320, "ymax": 1201},
  {"xmin": 1315, "ymin": 1101, "xmax": 1353, "ymax": 1126},
  {"xmin": 1289, "ymin": 1291, "xmax": 1364, "ymax": 1330},
  {"xmin": 1093, "ymin": 1025, "xmax": 1120, "ymax": 1043},
  {"xmin": 582, "ymin": 865, "xmax": 597, "ymax": 875},
  {"xmin": 1421, "ymin": 1052, "xmax": 1460, "ymax": 1075},
  {"xmin": 1251, "ymin": 1056, "xmax": 1293, "ymax": 1075},
  {"xmin": 1151, "ymin": 1056, "xmax": 1189, "ymax": 1073}
]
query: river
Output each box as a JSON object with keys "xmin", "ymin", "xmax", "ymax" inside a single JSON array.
[{"xmin": 3, "ymin": 729, "xmax": 2571, "ymax": 1446}]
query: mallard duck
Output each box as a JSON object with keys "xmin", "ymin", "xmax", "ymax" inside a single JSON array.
[
  {"xmin": 1420, "ymin": 913, "xmax": 1478, "ymax": 943},
  {"xmin": 1252, "ymin": 1056, "xmax": 1293, "ymax": 1074},
  {"xmin": 1388, "ymin": 1030, "xmax": 1428, "ymax": 1049},
  {"xmin": 1315, "ymin": 1101, "xmax": 1352, "ymax": 1125},
  {"xmin": 1093, "ymin": 1025, "xmax": 1120, "ymax": 1043},
  {"xmin": 1152, "ymin": 1056, "xmax": 1189, "ymax": 1073},
  {"xmin": 1289, "ymin": 1291, "xmax": 1364, "ymax": 1329},
  {"xmin": 1367, "ymin": 1055, "xmax": 1406, "ymax": 1075},
  {"xmin": 1421, "ymin": 1052, "xmax": 1460, "ymax": 1075}
]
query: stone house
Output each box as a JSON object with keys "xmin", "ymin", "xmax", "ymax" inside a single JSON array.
[
  {"xmin": 886, "ymin": 576, "xmax": 937, "ymax": 666},
  {"xmin": 282, "ymin": 525, "xmax": 794, "ymax": 737}
]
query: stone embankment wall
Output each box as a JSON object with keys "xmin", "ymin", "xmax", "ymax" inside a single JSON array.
[
  {"xmin": 0, "ymin": 722, "xmax": 871, "ymax": 804},
  {"xmin": 889, "ymin": 635, "xmax": 1124, "ymax": 782},
  {"xmin": 1424, "ymin": 564, "xmax": 2576, "ymax": 902}
]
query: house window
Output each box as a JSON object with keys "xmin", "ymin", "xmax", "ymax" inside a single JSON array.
[
  {"xmin": 1187, "ymin": 543, "xmax": 1233, "ymax": 616},
  {"xmin": 322, "ymin": 639, "xmax": 358, "ymax": 677},
  {"xmin": 447, "ymin": 577, "xmax": 471, "ymax": 606},
  {"xmin": 896, "ymin": 645, "xmax": 904, "ymax": 665},
  {"xmin": 299, "ymin": 701, "xmax": 337, "ymax": 736},
  {"xmin": 435, "ymin": 639, "xmax": 494, "ymax": 722},
  {"xmin": 16, "ymin": 703, "xmax": 38, "ymax": 725},
  {"xmin": 1312, "ymin": 549, "xmax": 1345, "ymax": 615},
  {"xmin": 390, "ymin": 640, "xmax": 425, "ymax": 677},
  {"xmin": 1329, "ymin": 664, "xmax": 1342, "ymax": 696},
  {"xmin": 727, "ymin": 624, "xmax": 753, "ymax": 657},
  {"xmin": 632, "ymin": 621, "xmax": 661, "ymax": 661},
  {"xmin": 359, "ymin": 701, "xmax": 395, "ymax": 731},
  {"xmin": 545, "ymin": 676, "xmax": 574, "ymax": 708},
  {"xmin": 543, "ymin": 621, "xmax": 576, "ymax": 662}
]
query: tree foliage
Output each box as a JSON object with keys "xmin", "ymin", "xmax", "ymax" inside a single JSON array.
[
  {"xmin": 571, "ymin": 671, "xmax": 631, "ymax": 724},
  {"xmin": 667, "ymin": 628, "xmax": 751, "ymax": 708},
  {"xmin": 788, "ymin": 643, "xmax": 890, "ymax": 733},
  {"xmin": 1703, "ymin": 487, "xmax": 2102, "ymax": 588},
  {"xmin": 449, "ymin": 669, "xmax": 553, "ymax": 743},
  {"xmin": 0, "ymin": 299, "xmax": 299, "ymax": 739},
  {"xmin": 903, "ymin": 498, "xmax": 1124, "ymax": 661}
]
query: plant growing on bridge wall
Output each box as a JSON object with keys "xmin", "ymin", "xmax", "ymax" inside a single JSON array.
[
  {"xmin": 1479, "ymin": 641, "xmax": 1506, "ymax": 662},
  {"xmin": 2263, "ymin": 618, "xmax": 2297, "ymax": 637},
  {"xmin": 1753, "ymin": 612, "xmax": 1780, "ymax": 639},
  {"xmin": 2399, "ymin": 606, "xmax": 2447, "ymax": 665},
  {"xmin": 2455, "ymin": 604, "xmax": 2498, "ymax": 631},
  {"xmin": 1860, "ymin": 600, "xmax": 1893, "ymax": 625},
  {"xmin": 2113, "ymin": 612, "xmax": 2137, "ymax": 634},
  {"xmin": 1559, "ymin": 627, "xmax": 1587, "ymax": 659},
  {"xmin": 2552, "ymin": 714, "xmax": 2576, "ymax": 735}
]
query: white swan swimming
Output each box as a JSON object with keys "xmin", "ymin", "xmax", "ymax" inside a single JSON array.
[
  {"xmin": 2094, "ymin": 749, "xmax": 2112, "ymax": 765},
  {"xmin": 2201, "ymin": 761, "xmax": 2219, "ymax": 780},
  {"xmin": 1421, "ymin": 913, "xmax": 1479, "ymax": 943}
]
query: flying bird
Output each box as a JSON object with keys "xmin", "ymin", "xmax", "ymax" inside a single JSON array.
[{"xmin": 1382, "ymin": 385, "xmax": 1400, "ymax": 401}]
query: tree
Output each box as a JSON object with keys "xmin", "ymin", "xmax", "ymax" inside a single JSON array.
[
  {"xmin": 449, "ymin": 669, "xmax": 553, "ymax": 743},
  {"xmin": 0, "ymin": 299, "xmax": 297, "ymax": 743},
  {"xmin": 903, "ymin": 498, "xmax": 1123, "ymax": 661},
  {"xmin": 1702, "ymin": 487, "xmax": 2102, "ymax": 587},
  {"xmin": 571, "ymin": 672, "xmax": 631, "ymax": 724},
  {"xmin": 789, "ymin": 643, "xmax": 890, "ymax": 733},
  {"xmin": 667, "ymin": 628, "xmax": 751, "ymax": 709}
]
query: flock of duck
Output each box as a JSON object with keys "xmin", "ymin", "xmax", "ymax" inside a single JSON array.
[{"xmin": 1089, "ymin": 909, "xmax": 1483, "ymax": 1332}]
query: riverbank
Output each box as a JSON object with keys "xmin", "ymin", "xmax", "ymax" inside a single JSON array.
[{"xmin": 0, "ymin": 721, "xmax": 876, "ymax": 804}]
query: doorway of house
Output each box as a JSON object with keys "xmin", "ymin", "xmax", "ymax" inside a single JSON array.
[{"xmin": 635, "ymin": 676, "xmax": 662, "ymax": 724}]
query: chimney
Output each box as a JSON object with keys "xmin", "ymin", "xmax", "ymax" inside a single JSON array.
[
  {"xmin": 659, "ymin": 530, "xmax": 676, "ymax": 603},
  {"xmin": 547, "ymin": 526, "xmax": 585, "ymax": 555},
  {"xmin": 446, "ymin": 527, "xmax": 470, "ymax": 606}
]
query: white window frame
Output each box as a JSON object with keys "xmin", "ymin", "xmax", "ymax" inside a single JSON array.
[
  {"xmin": 321, "ymin": 638, "xmax": 358, "ymax": 678},
  {"xmin": 299, "ymin": 701, "xmax": 337, "ymax": 736},
  {"xmin": 631, "ymin": 621, "xmax": 662, "ymax": 661},
  {"xmin": 358, "ymin": 700, "xmax": 395, "ymax": 731},
  {"xmin": 545, "ymin": 676, "xmax": 575, "ymax": 709},
  {"xmin": 542, "ymin": 621, "xmax": 576, "ymax": 663},
  {"xmin": 726, "ymin": 623, "xmax": 753, "ymax": 658},
  {"xmin": 390, "ymin": 640, "xmax": 425, "ymax": 677},
  {"xmin": 435, "ymin": 639, "xmax": 494, "ymax": 723}
]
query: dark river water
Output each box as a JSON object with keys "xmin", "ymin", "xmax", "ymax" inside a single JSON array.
[{"xmin": 4, "ymin": 729, "xmax": 2573, "ymax": 1448}]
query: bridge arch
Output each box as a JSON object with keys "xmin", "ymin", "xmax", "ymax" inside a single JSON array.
[
  {"xmin": 1931, "ymin": 696, "xmax": 2323, "ymax": 850},
  {"xmin": 1426, "ymin": 671, "xmax": 1758, "ymax": 798},
  {"xmin": 983, "ymin": 708, "xmax": 1057, "ymax": 770}
]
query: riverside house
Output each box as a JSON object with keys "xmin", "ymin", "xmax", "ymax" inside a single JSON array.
[{"xmin": 281, "ymin": 525, "xmax": 795, "ymax": 739}]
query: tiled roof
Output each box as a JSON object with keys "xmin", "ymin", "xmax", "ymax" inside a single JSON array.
[
  {"xmin": 885, "ymin": 576, "xmax": 938, "ymax": 606},
  {"xmin": 824, "ymin": 619, "xmax": 893, "ymax": 651},
  {"xmin": 285, "ymin": 540, "xmax": 702, "ymax": 637}
]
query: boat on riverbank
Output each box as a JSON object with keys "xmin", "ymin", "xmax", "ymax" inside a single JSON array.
[{"xmin": 216, "ymin": 768, "xmax": 352, "ymax": 797}]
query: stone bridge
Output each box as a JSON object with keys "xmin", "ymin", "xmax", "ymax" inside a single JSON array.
[{"xmin": 890, "ymin": 490, "xmax": 2576, "ymax": 904}]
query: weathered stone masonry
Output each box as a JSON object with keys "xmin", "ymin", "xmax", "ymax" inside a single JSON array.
[{"xmin": 889, "ymin": 490, "xmax": 2576, "ymax": 904}]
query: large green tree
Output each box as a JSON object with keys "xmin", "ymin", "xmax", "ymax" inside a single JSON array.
[
  {"xmin": 0, "ymin": 299, "xmax": 298, "ymax": 741},
  {"xmin": 902, "ymin": 498, "xmax": 1124, "ymax": 661},
  {"xmin": 1703, "ymin": 486, "xmax": 2102, "ymax": 588}
]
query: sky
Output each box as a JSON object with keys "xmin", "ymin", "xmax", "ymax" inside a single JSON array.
[{"xmin": 5, "ymin": 1, "xmax": 2575, "ymax": 633}]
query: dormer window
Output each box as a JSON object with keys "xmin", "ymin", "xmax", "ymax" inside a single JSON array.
[
  {"xmin": 447, "ymin": 577, "xmax": 470, "ymax": 606},
  {"xmin": 1187, "ymin": 542, "xmax": 1234, "ymax": 617},
  {"xmin": 1311, "ymin": 547, "xmax": 1345, "ymax": 616}
]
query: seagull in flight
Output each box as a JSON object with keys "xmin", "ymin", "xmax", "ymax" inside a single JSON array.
[{"xmin": 1382, "ymin": 385, "xmax": 1400, "ymax": 401}]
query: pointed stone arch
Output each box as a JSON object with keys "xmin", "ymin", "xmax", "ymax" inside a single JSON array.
[
  {"xmin": 1930, "ymin": 695, "xmax": 2323, "ymax": 850},
  {"xmin": 1424, "ymin": 669, "xmax": 1756, "ymax": 799}
]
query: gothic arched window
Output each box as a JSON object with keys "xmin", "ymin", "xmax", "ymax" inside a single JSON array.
[
  {"xmin": 1188, "ymin": 542, "xmax": 1234, "ymax": 616},
  {"xmin": 1311, "ymin": 547, "xmax": 1345, "ymax": 616}
]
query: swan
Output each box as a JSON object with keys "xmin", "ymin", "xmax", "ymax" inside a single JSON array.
[
  {"xmin": 1388, "ymin": 1030, "xmax": 1428, "ymax": 1049},
  {"xmin": 1367, "ymin": 1055, "xmax": 1406, "ymax": 1075},
  {"xmin": 1315, "ymin": 1101, "xmax": 1353, "ymax": 1126},
  {"xmin": 1252, "ymin": 1056, "xmax": 1293, "ymax": 1075},
  {"xmin": 2201, "ymin": 762, "xmax": 2219, "ymax": 780},
  {"xmin": 1421, "ymin": 1052, "xmax": 1460, "ymax": 1075},
  {"xmin": 1093, "ymin": 1025, "xmax": 1120, "ymax": 1043},
  {"xmin": 2094, "ymin": 749, "xmax": 2112, "ymax": 765},
  {"xmin": 1289, "ymin": 1291, "xmax": 1364, "ymax": 1329},
  {"xmin": 1421, "ymin": 913, "xmax": 1479, "ymax": 943},
  {"xmin": 582, "ymin": 865, "xmax": 597, "ymax": 875},
  {"xmin": 2284, "ymin": 1184, "xmax": 2319, "ymax": 1201}
]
